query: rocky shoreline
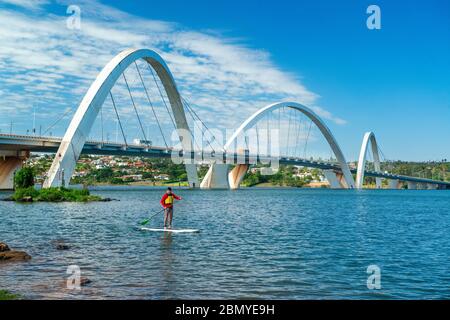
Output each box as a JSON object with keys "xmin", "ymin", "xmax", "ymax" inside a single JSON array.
[
  {"xmin": 0, "ymin": 242, "xmax": 30, "ymax": 300},
  {"xmin": 1, "ymin": 196, "xmax": 118, "ymax": 202},
  {"xmin": 0, "ymin": 240, "xmax": 93, "ymax": 299},
  {"xmin": 0, "ymin": 242, "xmax": 31, "ymax": 262}
]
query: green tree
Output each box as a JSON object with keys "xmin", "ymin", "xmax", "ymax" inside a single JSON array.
[
  {"xmin": 243, "ymin": 172, "xmax": 260, "ymax": 187},
  {"xmin": 14, "ymin": 167, "xmax": 35, "ymax": 189},
  {"xmin": 94, "ymin": 167, "xmax": 114, "ymax": 182},
  {"xmin": 111, "ymin": 177, "xmax": 125, "ymax": 184}
]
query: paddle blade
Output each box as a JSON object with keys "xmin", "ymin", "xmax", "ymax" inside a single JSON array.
[{"xmin": 140, "ymin": 219, "xmax": 149, "ymax": 225}]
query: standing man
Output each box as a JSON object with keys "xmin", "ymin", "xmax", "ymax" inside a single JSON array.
[{"xmin": 160, "ymin": 187, "xmax": 182, "ymax": 229}]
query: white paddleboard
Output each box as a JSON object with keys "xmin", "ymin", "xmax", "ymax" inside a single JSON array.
[{"xmin": 140, "ymin": 227, "xmax": 199, "ymax": 233}]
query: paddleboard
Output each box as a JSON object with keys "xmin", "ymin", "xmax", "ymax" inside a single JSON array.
[{"xmin": 140, "ymin": 227, "xmax": 199, "ymax": 233}]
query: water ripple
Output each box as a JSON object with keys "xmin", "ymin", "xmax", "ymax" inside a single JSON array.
[{"xmin": 1, "ymin": 188, "xmax": 449, "ymax": 299}]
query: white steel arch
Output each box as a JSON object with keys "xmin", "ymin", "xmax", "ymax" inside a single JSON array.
[
  {"xmin": 202, "ymin": 101, "xmax": 356, "ymax": 189},
  {"xmin": 43, "ymin": 48, "xmax": 198, "ymax": 188},
  {"xmin": 356, "ymin": 132, "xmax": 382, "ymax": 189}
]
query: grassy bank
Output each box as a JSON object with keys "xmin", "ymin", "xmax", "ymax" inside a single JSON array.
[
  {"xmin": 241, "ymin": 181, "xmax": 330, "ymax": 188},
  {"xmin": 0, "ymin": 290, "xmax": 21, "ymax": 300},
  {"xmin": 92, "ymin": 180, "xmax": 190, "ymax": 187},
  {"xmin": 11, "ymin": 187, "xmax": 102, "ymax": 202}
]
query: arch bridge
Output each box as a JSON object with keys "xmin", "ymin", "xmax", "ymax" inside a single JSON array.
[
  {"xmin": 43, "ymin": 48, "xmax": 199, "ymax": 188},
  {"xmin": 0, "ymin": 48, "xmax": 448, "ymax": 190}
]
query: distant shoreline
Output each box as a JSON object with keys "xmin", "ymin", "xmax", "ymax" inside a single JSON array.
[
  {"xmin": 26, "ymin": 181, "xmax": 391, "ymax": 190},
  {"xmin": 69, "ymin": 181, "xmax": 332, "ymax": 189}
]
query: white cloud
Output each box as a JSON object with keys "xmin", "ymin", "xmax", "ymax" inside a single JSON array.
[
  {"xmin": 0, "ymin": 0, "xmax": 48, "ymax": 10},
  {"xmin": 0, "ymin": 0, "xmax": 346, "ymax": 142}
]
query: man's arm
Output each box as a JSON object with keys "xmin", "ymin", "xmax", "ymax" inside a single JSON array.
[{"xmin": 173, "ymin": 193, "xmax": 182, "ymax": 200}]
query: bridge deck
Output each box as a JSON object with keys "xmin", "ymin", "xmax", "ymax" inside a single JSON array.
[{"xmin": 1, "ymin": 133, "xmax": 449, "ymax": 187}]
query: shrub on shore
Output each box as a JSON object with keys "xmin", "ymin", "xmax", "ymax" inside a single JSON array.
[
  {"xmin": 12, "ymin": 187, "xmax": 102, "ymax": 202},
  {"xmin": 0, "ymin": 289, "xmax": 21, "ymax": 300},
  {"xmin": 14, "ymin": 166, "xmax": 35, "ymax": 189},
  {"xmin": 12, "ymin": 186, "xmax": 39, "ymax": 200}
]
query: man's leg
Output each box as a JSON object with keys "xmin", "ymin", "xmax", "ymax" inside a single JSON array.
[
  {"xmin": 168, "ymin": 207, "xmax": 173, "ymax": 228},
  {"xmin": 163, "ymin": 208, "xmax": 169, "ymax": 228}
]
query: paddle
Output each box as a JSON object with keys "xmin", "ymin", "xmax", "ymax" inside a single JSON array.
[{"xmin": 140, "ymin": 208, "xmax": 165, "ymax": 225}]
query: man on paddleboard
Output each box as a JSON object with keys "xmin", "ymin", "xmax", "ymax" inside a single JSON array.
[{"xmin": 160, "ymin": 187, "xmax": 182, "ymax": 229}]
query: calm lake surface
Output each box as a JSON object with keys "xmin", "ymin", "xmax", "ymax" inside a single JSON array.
[{"xmin": 1, "ymin": 187, "xmax": 449, "ymax": 299}]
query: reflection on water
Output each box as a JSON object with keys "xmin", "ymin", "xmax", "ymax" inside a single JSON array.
[
  {"xmin": 1, "ymin": 187, "xmax": 450, "ymax": 299},
  {"xmin": 159, "ymin": 232, "xmax": 175, "ymax": 298},
  {"xmin": 162, "ymin": 232, "xmax": 173, "ymax": 248}
]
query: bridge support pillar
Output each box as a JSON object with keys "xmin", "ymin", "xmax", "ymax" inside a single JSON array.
[
  {"xmin": 427, "ymin": 183, "xmax": 437, "ymax": 190},
  {"xmin": 228, "ymin": 164, "xmax": 249, "ymax": 190},
  {"xmin": 200, "ymin": 163, "xmax": 229, "ymax": 189},
  {"xmin": 407, "ymin": 181, "xmax": 417, "ymax": 190},
  {"xmin": 375, "ymin": 177, "xmax": 382, "ymax": 189},
  {"xmin": 388, "ymin": 179, "xmax": 400, "ymax": 189},
  {"xmin": 323, "ymin": 169, "xmax": 348, "ymax": 189},
  {"xmin": 185, "ymin": 164, "xmax": 199, "ymax": 188},
  {"xmin": 0, "ymin": 151, "xmax": 29, "ymax": 190}
]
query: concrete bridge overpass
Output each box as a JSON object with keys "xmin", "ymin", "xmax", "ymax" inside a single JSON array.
[
  {"xmin": 1, "ymin": 133, "xmax": 449, "ymax": 190},
  {"xmin": 0, "ymin": 133, "xmax": 173, "ymax": 157}
]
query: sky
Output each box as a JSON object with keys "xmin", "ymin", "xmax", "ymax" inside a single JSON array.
[{"xmin": 0, "ymin": 0, "xmax": 448, "ymax": 161}]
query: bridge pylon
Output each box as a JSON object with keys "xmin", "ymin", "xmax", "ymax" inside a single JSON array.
[
  {"xmin": 356, "ymin": 132, "xmax": 382, "ymax": 189},
  {"xmin": 0, "ymin": 151, "xmax": 29, "ymax": 190},
  {"xmin": 200, "ymin": 162, "xmax": 230, "ymax": 189}
]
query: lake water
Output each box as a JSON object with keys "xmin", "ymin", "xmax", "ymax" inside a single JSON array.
[{"xmin": 0, "ymin": 187, "xmax": 449, "ymax": 299}]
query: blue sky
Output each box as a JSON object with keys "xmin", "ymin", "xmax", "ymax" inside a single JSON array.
[{"xmin": 0, "ymin": 0, "xmax": 449, "ymax": 160}]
